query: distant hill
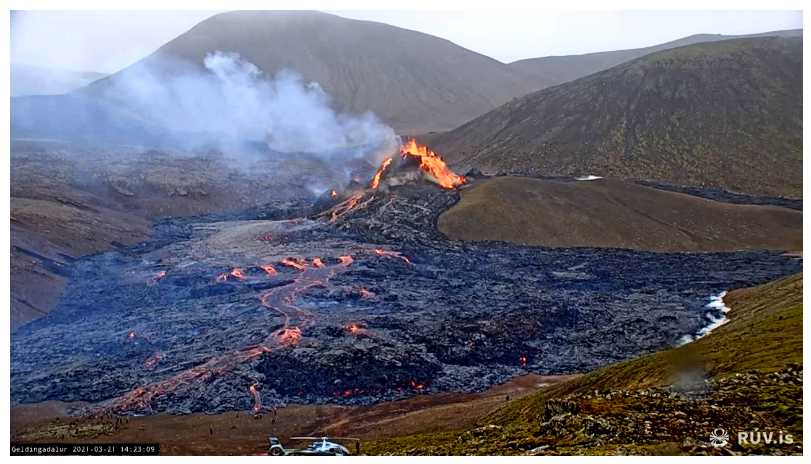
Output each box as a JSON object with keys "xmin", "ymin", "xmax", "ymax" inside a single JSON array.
[
  {"xmin": 430, "ymin": 37, "xmax": 803, "ymax": 198},
  {"xmin": 510, "ymin": 29, "xmax": 802, "ymax": 89},
  {"xmin": 80, "ymin": 10, "xmax": 538, "ymax": 134},
  {"xmin": 11, "ymin": 64, "xmax": 108, "ymax": 96},
  {"xmin": 438, "ymin": 177, "xmax": 803, "ymax": 252}
]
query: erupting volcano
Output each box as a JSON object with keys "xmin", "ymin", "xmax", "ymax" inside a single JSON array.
[
  {"xmin": 8, "ymin": 135, "xmax": 802, "ymax": 418},
  {"xmin": 369, "ymin": 139, "xmax": 466, "ymax": 191}
]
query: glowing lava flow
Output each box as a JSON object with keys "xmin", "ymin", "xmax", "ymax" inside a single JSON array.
[
  {"xmin": 359, "ymin": 288, "xmax": 374, "ymax": 298},
  {"xmin": 145, "ymin": 354, "xmax": 163, "ymax": 368},
  {"xmin": 281, "ymin": 258, "xmax": 308, "ymax": 271},
  {"xmin": 249, "ymin": 383, "xmax": 262, "ymax": 413},
  {"xmin": 374, "ymin": 248, "xmax": 413, "ymax": 265},
  {"xmin": 329, "ymin": 195, "xmax": 361, "ymax": 222},
  {"xmin": 370, "ymin": 158, "xmax": 393, "ymax": 189},
  {"xmin": 146, "ymin": 271, "xmax": 166, "ymax": 287},
  {"xmin": 100, "ymin": 255, "xmax": 356, "ymax": 415},
  {"xmin": 326, "ymin": 193, "xmax": 379, "ymax": 223},
  {"xmin": 400, "ymin": 138, "xmax": 466, "ymax": 189},
  {"xmin": 231, "ymin": 268, "xmax": 248, "ymax": 280},
  {"xmin": 312, "ymin": 258, "xmax": 325, "ymax": 268},
  {"xmin": 331, "ymin": 190, "xmax": 338, "ymax": 197},
  {"xmin": 260, "ymin": 264, "xmax": 278, "ymax": 276}
]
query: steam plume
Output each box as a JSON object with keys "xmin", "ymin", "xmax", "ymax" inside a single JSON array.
[{"xmin": 12, "ymin": 51, "xmax": 398, "ymax": 169}]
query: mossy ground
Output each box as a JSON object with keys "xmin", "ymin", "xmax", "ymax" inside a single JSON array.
[{"xmin": 363, "ymin": 274, "xmax": 803, "ymax": 455}]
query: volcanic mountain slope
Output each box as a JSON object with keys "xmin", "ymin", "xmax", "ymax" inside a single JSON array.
[
  {"xmin": 438, "ymin": 176, "xmax": 803, "ymax": 252},
  {"xmin": 364, "ymin": 273, "xmax": 804, "ymax": 455},
  {"xmin": 509, "ymin": 29, "xmax": 802, "ymax": 89},
  {"xmin": 11, "ymin": 63, "xmax": 108, "ymax": 96},
  {"xmin": 79, "ymin": 10, "xmax": 537, "ymax": 134},
  {"xmin": 430, "ymin": 37, "xmax": 803, "ymax": 198}
]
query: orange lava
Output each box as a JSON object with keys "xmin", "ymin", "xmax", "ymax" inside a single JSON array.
[
  {"xmin": 312, "ymin": 258, "xmax": 325, "ymax": 268},
  {"xmin": 371, "ymin": 157, "xmax": 393, "ymax": 189},
  {"xmin": 146, "ymin": 271, "xmax": 167, "ymax": 287},
  {"xmin": 410, "ymin": 380, "xmax": 425, "ymax": 390},
  {"xmin": 359, "ymin": 288, "xmax": 374, "ymax": 298},
  {"xmin": 98, "ymin": 255, "xmax": 358, "ymax": 415},
  {"xmin": 374, "ymin": 248, "xmax": 413, "ymax": 265},
  {"xmin": 230, "ymin": 268, "xmax": 248, "ymax": 280},
  {"xmin": 145, "ymin": 354, "xmax": 163, "ymax": 368},
  {"xmin": 260, "ymin": 264, "xmax": 278, "ymax": 276},
  {"xmin": 249, "ymin": 383, "xmax": 262, "ymax": 413},
  {"xmin": 216, "ymin": 273, "xmax": 228, "ymax": 282},
  {"xmin": 281, "ymin": 258, "xmax": 307, "ymax": 271},
  {"xmin": 400, "ymin": 138, "xmax": 466, "ymax": 189},
  {"xmin": 329, "ymin": 194, "xmax": 362, "ymax": 222},
  {"xmin": 519, "ymin": 356, "xmax": 527, "ymax": 367},
  {"xmin": 331, "ymin": 190, "xmax": 337, "ymax": 197}
]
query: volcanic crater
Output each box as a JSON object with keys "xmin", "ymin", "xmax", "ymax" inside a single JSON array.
[{"xmin": 10, "ymin": 142, "xmax": 802, "ymax": 417}]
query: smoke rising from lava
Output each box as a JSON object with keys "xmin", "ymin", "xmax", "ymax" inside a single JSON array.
[{"xmin": 12, "ymin": 51, "xmax": 399, "ymax": 174}]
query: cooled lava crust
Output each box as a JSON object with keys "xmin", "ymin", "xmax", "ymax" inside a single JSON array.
[{"xmin": 10, "ymin": 180, "xmax": 801, "ymax": 416}]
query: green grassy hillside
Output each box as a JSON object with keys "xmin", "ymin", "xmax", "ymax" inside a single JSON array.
[
  {"xmin": 365, "ymin": 274, "xmax": 803, "ymax": 455},
  {"xmin": 432, "ymin": 37, "xmax": 803, "ymax": 198}
]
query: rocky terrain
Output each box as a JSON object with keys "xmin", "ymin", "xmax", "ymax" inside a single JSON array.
[
  {"xmin": 369, "ymin": 366, "xmax": 803, "ymax": 456},
  {"xmin": 438, "ymin": 176, "xmax": 803, "ymax": 251},
  {"xmin": 363, "ymin": 273, "xmax": 803, "ymax": 455},
  {"xmin": 9, "ymin": 139, "xmax": 376, "ymax": 330},
  {"xmin": 10, "ymin": 175, "xmax": 802, "ymax": 416},
  {"xmin": 430, "ymin": 37, "xmax": 803, "ymax": 198}
]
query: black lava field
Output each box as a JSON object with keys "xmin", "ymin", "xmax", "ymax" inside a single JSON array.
[{"xmin": 9, "ymin": 183, "xmax": 801, "ymax": 416}]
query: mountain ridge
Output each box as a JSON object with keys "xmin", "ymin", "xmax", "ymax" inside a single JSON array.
[{"xmin": 430, "ymin": 37, "xmax": 803, "ymax": 198}]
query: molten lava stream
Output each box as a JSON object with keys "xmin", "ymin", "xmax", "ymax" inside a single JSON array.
[
  {"xmin": 101, "ymin": 255, "xmax": 356, "ymax": 415},
  {"xmin": 370, "ymin": 157, "xmax": 393, "ymax": 189},
  {"xmin": 374, "ymin": 248, "xmax": 413, "ymax": 265},
  {"xmin": 260, "ymin": 264, "xmax": 278, "ymax": 276},
  {"xmin": 281, "ymin": 258, "xmax": 308, "ymax": 271},
  {"xmin": 146, "ymin": 271, "xmax": 167, "ymax": 287},
  {"xmin": 400, "ymin": 138, "xmax": 466, "ymax": 189},
  {"xmin": 250, "ymin": 383, "xmax": 262, "ymax": 413}
]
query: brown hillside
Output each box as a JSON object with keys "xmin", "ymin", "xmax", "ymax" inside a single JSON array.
[
  {"xmin": 82, "ymin": 10, "xmax": 538, "ymax": 134},
  {"xmin": 509, "ymin": 29, "xmax": 801, "ymax": 89},
  {"xmin": 438, "ymin": 177, "xmax": 802, "ymax": 252},
  {"xmin": 431, "ymin": 37, "xmax": 803, "ymax": 198}
]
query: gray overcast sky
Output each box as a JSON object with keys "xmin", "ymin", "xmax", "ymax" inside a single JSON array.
[{"xmin": 10, "ymin": 10, "xmax": 803, "ymax": 74}]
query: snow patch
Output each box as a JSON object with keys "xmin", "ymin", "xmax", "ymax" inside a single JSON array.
[{"xmin": 677, "ymin": 291, "xmax": 730, "ymax": 346}]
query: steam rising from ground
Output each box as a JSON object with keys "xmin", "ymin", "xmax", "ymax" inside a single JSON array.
[
  {"xmin": 106, "ymin": 51, "xmax": 397, "ymax": 159},
  {"xmin": 12, "ymin": 51, "xmax": 398, "ymax": 174}
]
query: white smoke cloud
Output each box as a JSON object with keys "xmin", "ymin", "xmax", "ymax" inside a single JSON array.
[{"xmin": 97, "ymin": 51, "xmax": 398, "ymax": 160}]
